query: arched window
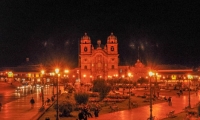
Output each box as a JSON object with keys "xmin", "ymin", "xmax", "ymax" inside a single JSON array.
[
  {"xmin": 112, "ymin": 65, "xmax": 114, "ymax": 69},
  {"xmin": 111, "ymin": 46, "xmax": 114, "ymax": 51},
  {"xmin": 84, "ymin": 66, "xmax": 87, "ymax": 69}
]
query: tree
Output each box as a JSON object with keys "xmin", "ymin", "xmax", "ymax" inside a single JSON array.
[
  {"xmin": 137, "ymin": 77, "xmax": 148, "ymax": 84},
  {"xmin": 92, "ymin": 79, "xmax": 111, "ymax": 101}
]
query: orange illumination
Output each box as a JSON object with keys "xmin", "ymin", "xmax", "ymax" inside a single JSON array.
[
  {"xmin": 41, "ymin": 70, "xmax": 45, "ymax": 74},
  {"xmin": 128, "ymin": 73, "xmax": 131, "ymax": 77},
  {"xmin": 64, "ymin": 70, "xmax": 69, "ymax": 73},
  {"xmin": 187, "ymin": 75, "xmax": 193, "ymax": 79},
  {"xmin": 149, "ymin": 71, "xmax": 154, "ymax": 76},
  {"xmin": 8, "ymin": 71, "xmax": 13, "ymax": 77},
  {"xmin": 55, "ymin": 68, "xmax": 59, "ymax": 74}
]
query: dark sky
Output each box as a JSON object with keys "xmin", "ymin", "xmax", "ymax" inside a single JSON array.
[{"xmin": 0, "ymin": 0, "xmax": 200, "ymax": 68}]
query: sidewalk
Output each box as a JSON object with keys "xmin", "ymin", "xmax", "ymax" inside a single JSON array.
[{"xmin": 0, "ymin": 86, "xmax": 54, "ymax": 120}]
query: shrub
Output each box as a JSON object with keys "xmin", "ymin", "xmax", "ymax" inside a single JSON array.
[{"xmin": 74, "ymin": 92, "xmax": 89, "ymax": 104}]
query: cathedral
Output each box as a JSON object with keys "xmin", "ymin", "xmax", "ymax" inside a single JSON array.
[
  {"xmin": 77, "ymin": 32, "xmax": 196, "ymax": 85},
  {"xmin": 79, "ymin": 33, "xmax": 119, "ymax": 83}
]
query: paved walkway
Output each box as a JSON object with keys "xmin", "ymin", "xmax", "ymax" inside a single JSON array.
[
  {"xmin": 0, "ymin": 85, "xmax": 200, "ymax": 120},
  {"xmin": 0, "ymin": 85, "xmax": 55, "ymax": 120}
]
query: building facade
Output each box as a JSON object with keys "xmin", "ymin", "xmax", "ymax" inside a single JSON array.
[{"xmin": 79, "ymin": 33, "xmax": 119, "ymax": 83}]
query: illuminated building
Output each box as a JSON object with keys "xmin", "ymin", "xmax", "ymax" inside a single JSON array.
[{"xmin": 79, "ymin": 33, "xmax": 119, "ymax": 83}]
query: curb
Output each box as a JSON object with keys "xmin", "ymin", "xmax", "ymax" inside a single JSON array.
[{"xmin": 36, "ymin": 101, "xmax": 56, "ymax": 120}]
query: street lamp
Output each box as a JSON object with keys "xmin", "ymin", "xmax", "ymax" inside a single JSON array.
[
  {"xmin": 128, "ymin": 73, "xmax": 131, "ymax": 109},
  {"xmin": 41, "ymin": 70, "xmax": 45, "ymax": 106},
  {"xmin": 154, "ymin": 73, "xmax": 158, "ymax": 95},
  {"xmin": 187, "ymin": 74, "xmax": 192, "ymax": 108},
  {"xmin": 55, "ymin": 68, "xmax": 59, "ymax": 120},
  {"xmin": 149, "ymin": 71, "xmax": 154, "ymax": 120}
]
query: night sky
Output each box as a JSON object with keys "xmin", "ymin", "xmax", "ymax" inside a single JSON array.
[{"xmin": 0, "ymin": 0, "xmax": 200, "ymax": 68}]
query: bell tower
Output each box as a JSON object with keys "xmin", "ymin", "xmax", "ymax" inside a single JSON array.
[
  {"xmin": 107, "ymin": 32, "xmax": 118, "ymax": 54},
  {"xmin": 79, "ymin": 33, "xmax": 92, "ymax": 83},
  {"xmin": 106, "ymin": 33, "xmax": 119, "ymax": 78},
  {"xmin": 80, "ymin": 33, "xmax": 92, "ymax": 54}
]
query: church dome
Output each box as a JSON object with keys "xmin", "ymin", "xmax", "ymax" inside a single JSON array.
[
  {"xmin": 107, "ymin": 32, "xmax": 117, "ymax": 44},
  {"xmin": 135, "ymin": 59, "xmax": 144, "ymax": 68},
  {"xmin": 81, "ymin": 33, "xmax": 90, "ymax": 40},
  {"xmin": 107, "ymin": 32, "xmax": 117, "ymax": 40},
  {"xmin": 81, "ymin": 33, "xmax": 91, "ymax": 44}
]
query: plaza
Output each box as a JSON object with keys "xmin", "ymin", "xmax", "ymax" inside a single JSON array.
[{"xmin": 0, "ymin": 81, "xmax": 200, "ymax": 120}]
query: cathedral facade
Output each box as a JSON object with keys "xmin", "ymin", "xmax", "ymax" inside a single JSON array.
[{"xmin": 79, "ymin": 33, "xmax": 119, "ymax": 83}]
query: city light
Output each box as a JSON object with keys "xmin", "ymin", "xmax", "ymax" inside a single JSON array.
[
  {"xmin": 148, "ymin": 71, "xmax": 154, "ymax": 120},
  {"xmin": 55, "ymin": 68, "xmax": 59, "ymax": 120}
]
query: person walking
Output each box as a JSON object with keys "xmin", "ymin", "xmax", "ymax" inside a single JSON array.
[
  {"xmin": 30, "ymin": 97, "xmax": 35, "ymax": 108},
  {"xmin": 94, "ymin": 107, "xmax": 99, "ymax": 118},
  {"xmin": 51, "ymin": 95, "xmax": 54, "ymax": 102},
  {"xmin": 168, "ymin": 97, "xmax": 172, "ymax": 106},
  {"xmin": 0, "ymin": 102, "xmax": 2, "ymax": 111}
]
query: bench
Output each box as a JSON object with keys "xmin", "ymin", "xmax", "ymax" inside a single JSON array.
[
  {"xmin": 131, "ymin": 102, "xmax": 138, "ymax": 107},
  {"xmin": 38, "ymin": 106, "xmax": 45, "ymax": 112},
  {"xmin": 166, "ymin": 110, "xmax": 175, "ymax": 118},
  {"xmin": 110, "ymin": 105, "xmax": 118, "ymax": 112}
]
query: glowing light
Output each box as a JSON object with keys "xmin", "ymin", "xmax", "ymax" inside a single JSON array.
[
  {"xmin": 64, "ymin": 70, "xmax": 69, "ymax": 73},
  {"xmin": 55, "ymin": 68, "xmax": 59, "ymax": 74},
  {"xmin": 128, "ymin": 73, "xmax": 131, "ymax": 77},
  {"xmin": 83, "ymin": 74, "xmax": 86, "ymax": 78},
  {"xmin": 149, "ymin": 71, "xmax": 155, "ymax": 76},
  {"xmin": 187, "ymin": 75, "xmax": 193, "ymax": 79}
]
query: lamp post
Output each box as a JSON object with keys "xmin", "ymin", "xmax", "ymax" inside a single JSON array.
[
  {"xmin": 128, "ymin": 73, "xmax": 131, "ymax": 109},
  {"xmin": 55, "ymin": 68, "xmax": 59, "ymax": 120},
  {"xmin": 41, "ymin": 70, "xmax": 45, "ymax": 106},
  {"xmin": 154, "ymin": 73, "xmax": 158, "ymax": 96},
  {"xmin": 188, "ymin": 75, "xmax": 192, "ymax": 108},
  {"xmin": 52, "ymin": 73, "xmax": 55, "ymax": 95},
  {"xmin": 149, "ymin": 71, "xmax": 154, "ymax": 120}
]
